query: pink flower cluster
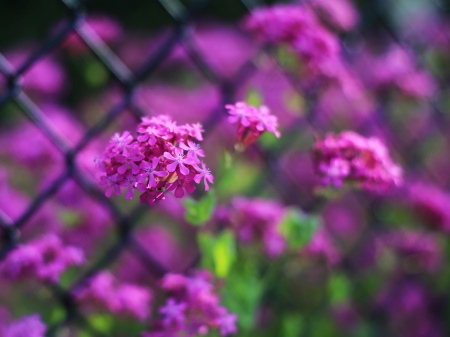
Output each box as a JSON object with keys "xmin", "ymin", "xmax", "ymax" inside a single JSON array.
[
  {"xmin": 98, "ymin": 115, "xmax": 213, "ymax": 205},
  {"xmin": 308, "ymin": 0, "xmax": 359, "ymax": 31},
  {"xmin": 312, "ymin": 131, "xmax": 403, "ymax": 190},
  {"xmin": 62, "ymin": 15, "xmax": 123, "ymax": 53},
  {"xmin": 370, "ymin": 47, "xmax": 436, "ymax": 98},
  {"xmin": 0, "ymin": 234, "xmax": 84, "ymax": 283},
  {"xmin": 300, "ymin": 228, "xmax": 341, "ymax": 266},
  {"xmin": 380, "ymin": 230, "xmax": 441, "ymax": 272},
  {"xmin": 409, "ymin": 183, "xmax": 450, "ymax": 232},
  {"xmin": 221, "ymin": 198, "xmax": 286, "ymax": 257},
  {"xmin": 73, "ymin": 271, "xmax": 152, "ymax": 321},
  {"xmin": 243, "ymin": 4, "xmax": 340, "ymax": 72},
  {"xmin": 143, "ymin": 271, "xmax": 237, "ymax": 337},
  {"xmin": 225, "ymin": 102, "xmax": 280, "ymax": 149},
  {"xmin": 0, "ymin": 314, "xmax": 46, "ymax": 337}
]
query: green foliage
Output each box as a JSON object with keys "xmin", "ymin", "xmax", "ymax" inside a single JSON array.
[
  {"xmin": 328, "ymin": 273, "xmax": 351, "ymax": 304},
  {"xmin": 83, "ymin": 58, "xmax": 109, "ymax": 89},
  {"xmin": 198, "ymin": 230, "xmax": 237, "ymax": 277},
  {"xmin": 221, "ymin": 256, "xmax": 265, "ymax": 331},
  {"xmin": 183, "ymin": 190, "xmax": 216, "ymax": 226},
  {"xmin": 279, "ymin": 208, "xmax": 319, "ymax": 250},
  {"xmin": 281, "ymin": 313, "xmax": 304, "ymax": 337},
  {"xmin": 246, "ymin": 89, "xmax": 263, "ymax": 107},
  {"xmin": 87, "ymin": 314, "xmax": 114, "ymax": 334}
]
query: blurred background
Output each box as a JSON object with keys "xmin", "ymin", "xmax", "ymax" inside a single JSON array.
[{"xmin": 1, "ymin": 0, "xmax": 450, "ymax": 336}]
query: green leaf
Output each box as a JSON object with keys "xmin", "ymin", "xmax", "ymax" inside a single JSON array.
[
  {"xmin": 88, "ymin": 314, "xmax": 114, "ymax": 334},
  {"xmin": 197, "ymin": 230, "xmax": 236, "ymax": 277},
  {"xmin": 183, "ymin": 190, "xmax": 216, "ymax": 226},
  {"xmin": 246, "ymin": 89, "xmax": 263, "ymax": 106},
  {"xmin": 221, "ymin": 257, "xmax": 265, "ymax": 330},
  {"xmin": 197, "ymin": 232, "xmax": 216, "ymax": 271},
  {"xmin": 282, "ymin": 313, "xmax": 304, "ymax": 337},
  {"xmin": 58, "ymin": 208, "xmax": 83, "ymax": 228},
  {"xmin": 213, "ymin": 230, "xmax": 236, "ymax": 277},
  {"xmin": 84, "ymin": 59, "xmax": 109, "ymax": 88},
  {"xmin": 328, "ymin": 273, "xmax": 351, "ymax": 304},
  {"xmin": 224, "ymin": 151, "xmax": 233, "ymax": 170},
  {"xmin": 279, "ymin": 208, "xmax": 319, "ymax": 250}
]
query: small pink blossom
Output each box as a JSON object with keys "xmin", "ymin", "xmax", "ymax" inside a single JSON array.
[
  {"xmin": 225, "ymin": 102, "xmax": 280, "ymax": 148},
  {"xmin": 164, "ymin": 148, "xmax": 193, "ymax": 176},
  {"xmin": 139, "ymin": 157, "xmax": 168, "ymax": 188},
  {"xmin": 160, "ymin": 298, "xmax": 187, "ymax": 327},
  {"xmin": 116, "ymin": 148, "xmax": 144, "ymax": 175},
  {"xmin": 99, "ymin": 174, "xmax": 122, "ymax": 197},
  {"xmin": 166, "ymin": 174, "xmax": 196, "ymax": 198},
  {"xmin": 180, "ymin": 141, "xmax": 205, "ymax": 164},
  {"xmin": 194, "ymin": 163, "xmax": 214, "ymax": 191}
]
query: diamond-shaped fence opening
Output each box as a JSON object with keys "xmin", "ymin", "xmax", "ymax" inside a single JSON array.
[{"xmin": 1, "ymin": 0, "xmax": 450, "ymax": 335}]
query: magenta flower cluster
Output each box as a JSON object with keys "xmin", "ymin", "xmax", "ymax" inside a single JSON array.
[
  {"xmin": 243, "ymin": 4, "xmax": 340, "ymax": 74},
  {"xmin": 380, "ymin": 230, "xmax": 441, "ymax": 273},
  {"xmin": 225, "ymin": 102, "xmax": 280, "ymax": 149},
  {"xmin": 312, "ymin": 131, "xmax": 403, "ymax": 190},
  {"xmin": 409, "ymin": 183, "xmax": 450, "ymax": 232},
  {"xmin": 300, "ymin": 228, "xmax": 341, "ymax": 266},
  {"xmin": 0, "ymin": 234, "xmax": 84, "ymax": 283},
  {"xmin": 143, "ymin": 270, "xmax": 237, "ymax": 337},
  {"xmin": 0, "ymin": 314, "xmax": 46, "ymax": 337},
  {"xmin": 221, "ymin": 198, "xmax": 286, "ymax": 257},
  {"xmin": 73, "ymin": 271, "xmax": 152, "ymax": 321},
  {"xmin": 98, "ymin": 115, "xmax": 213, "ymax": 204}
]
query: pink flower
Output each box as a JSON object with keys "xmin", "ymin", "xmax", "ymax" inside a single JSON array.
[
  {"xmin": 224, "ymin": 198, "xmax": 286, "ymax": 257},
  {"xmin": 216, "ymin": 312, "xmax": 238, "ymax": 336},
  {"xmin": 225, "ymin": 102, "xmax": 281, "ymax": 149},
  {"xmin": 74, "ymin": 271, "xmax": 152, "ymax": 321},
  {"xmin": 166, "ymin": 175, "xmax": 196, "ymax": 198},
  {"xmin": 99, "ymin": 174, "xmax": 122, "ymax": 197},
  {"xmin": 145, "ymin": 270, "xmax": 237, "ymax": 337},
  {"xmin": 301, "ymin": 229, "xmax": 341, "ymax": 266},
  {"xmin": 109, "ymin": 131, "xmax": 133, "ymax": 153},
  {"xmin": 0, "ymin": 234, "xmax": 85, "ymax": 283},
  {"xmin": 159, "ymin": 298, "xmax": 187, "ymax": 327},
  {"xmin": 138, "ymin": 157, "xmax": 168, "ymax": 188},
  {"xmin": 137, "ymin": 126, "xmax": 161, "ymax": 146},
  {"xmin": 120, "ymin": 173, "xmax": 145, "ymax": 200},
  {"xmin": 194, "ymin": 163, "xmax": 214, "ymax": 191},
  {"xmin": 116, "ymin": 148, "xmax": 145, "ymax": 175},
  {"xmin": 243, "ymin": 4, "xmax": 317, "ymax": 44},
  {"xmin": 226, "ymin": 102, "xmax": 254, "ymax": 127},
  {"xmin": 164, "ymin": 148, "xmax": 193, "ymax": 176},
  {"xmin": 2, "ymin": 314, "xmax": 46, "ymax": 337},
  {"xmin": 313, "ymin": 131, "xmax": 403, "ymax": 190},
  {"xmin": 63, "ymin": 15, "xmax": 123, "ymax": 53},
  {"xmin": 180, "ymin": 141, "xmax": 205, "ymax": 164},
  {"xmin": 309, "ymin": 0, "xmax": 359, "ymax": 31},
  {"xmin": 98, "ymin": 115, "xmax": 212, "ymax": 204},
  {"xmin": 253, "ymin": 105, "xmax": 281, "ymax": 137}
]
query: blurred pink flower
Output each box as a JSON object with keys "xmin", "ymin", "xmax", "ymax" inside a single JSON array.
[
  {"xmin": 409, "ymin": 183, "xmax": 450, "ymax": 232},
  {"xmin": 2, "ymin": 50, "xmax": 66, "ymax": 98},
  {"xmin": 74, "ymin": 271, "xmax": 152, "ymax": 321},
  {"xmin": 309, "ymin": 0, "xmax": 359, "ymax": 31},
  {"xmin": 63, "ymin": 14, "xmax": 123, "ymax": 53}
]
